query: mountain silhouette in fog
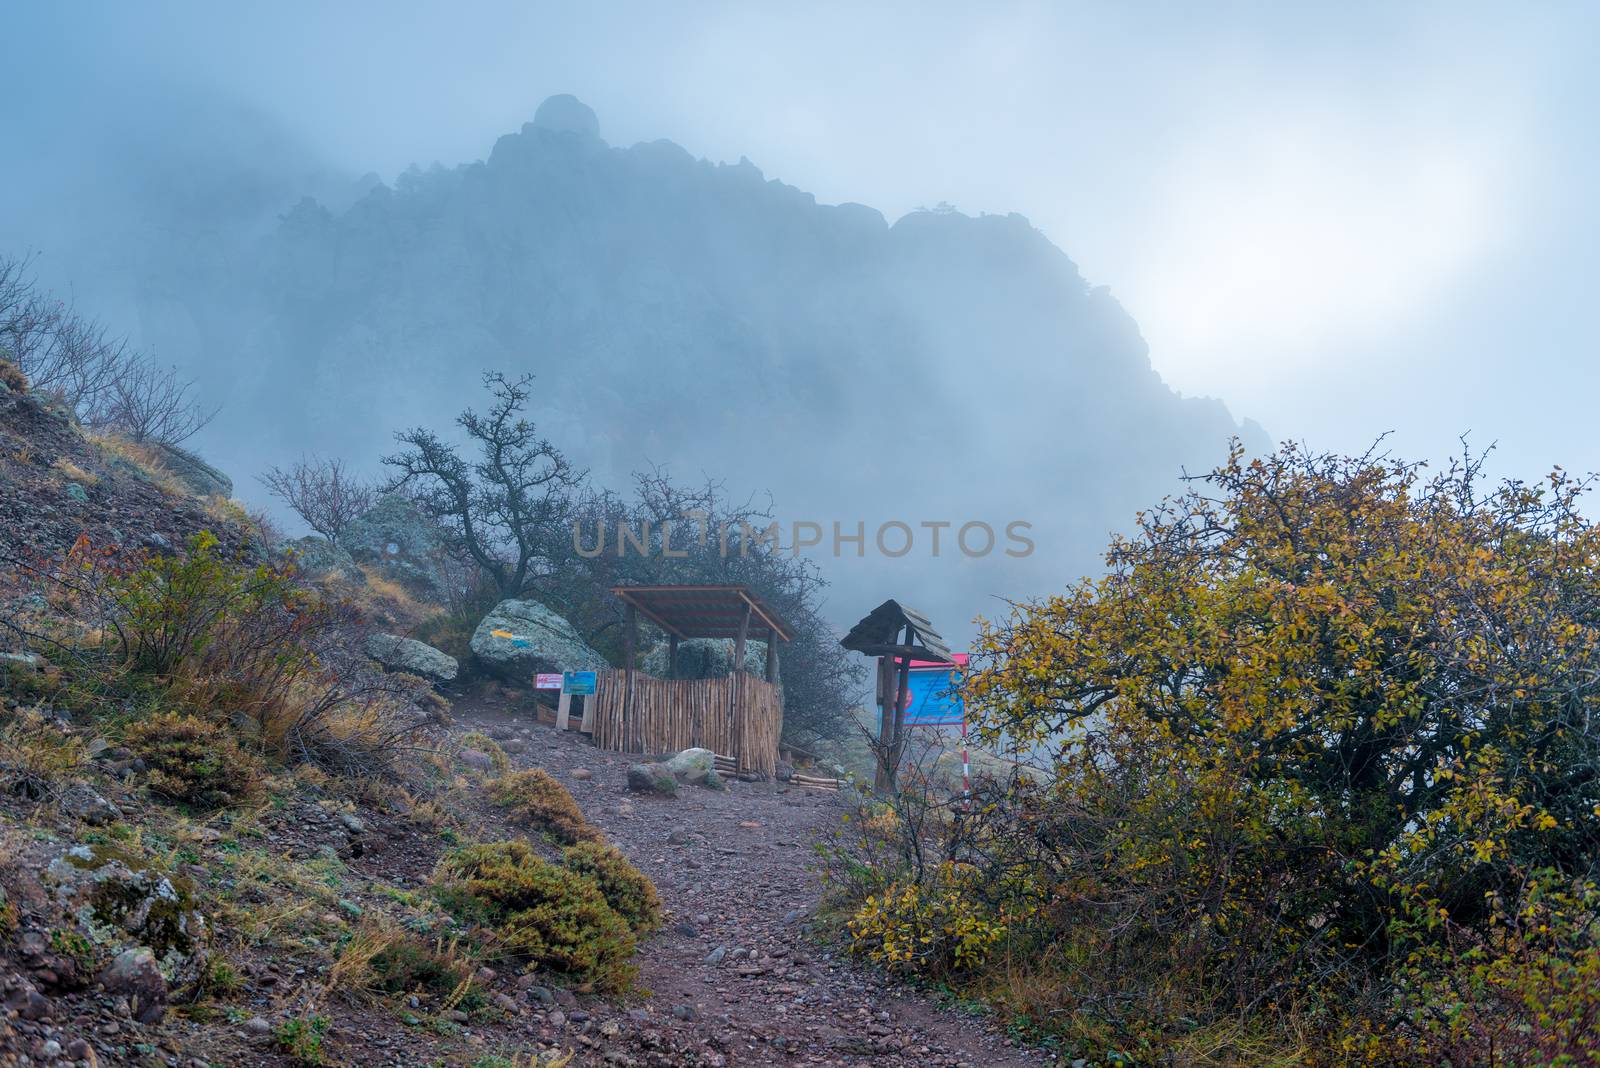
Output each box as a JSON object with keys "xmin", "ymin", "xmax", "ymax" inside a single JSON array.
[{"xmin": 9, "ymin": 95, "xmax": 1267, "ymax": 637}]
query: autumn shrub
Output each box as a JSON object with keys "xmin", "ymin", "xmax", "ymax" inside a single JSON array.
[
  {"xmin": 489, "ymin": 769, "xmax": 598, "ymax": 845},
  {"xmin": 123, "ymin": 711, "xmax": 263, "ymax": 809},
  {"xmin": 0, "ymin": 708, "xmax": 86, "ymax": 799},
  {"xmin": 846, "ymin": 861, "xmax": 1008, "ymax": 977},
  {"xmin": 827, "ymin": 442, "xmax": 1600, "ymax": 1064},
  {"xmin": 432, "ymin": 839, "xmax": 636, "ymax": 991},
  {"xmin": 561, "ymin": 840, "xmax": 662, "ymax": 934},
  {"xmin": 97, "ymin": 532, "xmax": 434, "ymax": 779},
  {"xmin": 0, "ymin": 356, "xmax": 29, "ymax": 393}
]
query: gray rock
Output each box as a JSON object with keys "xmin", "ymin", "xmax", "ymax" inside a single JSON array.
[
  {"xmin": 281, "ymin": 536, "xmax": 366, "ymax": 585},
  {"xmin": 0, "ymin": 651, "xmax": 42, "ymax": 670},
  {"xmin": 100, "ymin": 948, "xmax": 167, "ymax": 1023},
  {"xmin": 470, "ymin": 599, "xmax": 606, "ymax": 679},
  {"xmin": 58, "ymin": 783, "xmax": 122, "ymax": 826},
  {"xmin": 153, "ymin": 444, "xmax": 232, "ymax": 498},
  {"xmin": 65, "ymin": 481, "xmax": 89, "ymax": 502},
  {"xmin": 46, "ymin": 844, "xmax": 207, "ymax": 988},
  {"xmin": 458, "ymin": 748, "xmax": 495, "ymax": 773},
  {"xmin": 365, "ymin": 632, "xmax": 458, "ymax": 683},
  {"xmin": 664, "ymin": 747, "xmax": 716, "ymax": 785},
  {"xmin": 342, "ymin": 494, "xmax": 451, "ymax": 600},
  {"xmin": 626, "ymin": 763, "xmax": 677, "ymax": 797},
  {"xmin": 703, "ymin": 946, "xmax": 727, "ymax": 966},
  {"xmin": 242, "ymin": 1016, "xmax": 273, "ymax": 1036}
]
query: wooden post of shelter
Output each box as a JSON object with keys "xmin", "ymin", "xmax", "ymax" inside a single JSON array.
[
  {"xmin": 623, "ymin": 603, "xmax": 637, "ymax": 747},
  {"xmin": 839, "ymin": 599, "xmax": 956, "ymax": 796},
  {"xmin": 764, "ymin": 627, "xmax": 779, "ymax": 683},
  {"xmin": 874, "ymin": 656, "xmax": 896, "ymax": 793},
  {"xmin": 730, "ymin": 600, "xmax": 752, "ymax": 732},
  {"xmin": 668, "ymin": 633, "xmax": 680, "ymax": 679}
]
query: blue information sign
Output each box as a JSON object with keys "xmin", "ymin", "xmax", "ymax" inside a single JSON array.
[{"xmin": 562, "ymin": 671, "xmax": 597, "ymax": 696}]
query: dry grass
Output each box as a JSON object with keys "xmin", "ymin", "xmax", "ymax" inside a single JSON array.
[
  {"xmin": 87, "ymin": 431, "xmax": 187, "ymax": 496},
  {"xmin": 50, "ymin": 457, "xmax": 98, "ymax": 486},
  {"xmin": 0, "ymin": 357, "xmax": 29, "ymax": 393},
  {"xmin": 351, "ymin": 564, "xmax": 432, "ymax": 630},
  {"xmin": 0, "ymin": 708, "xmax": 86, "ymax": 799}
]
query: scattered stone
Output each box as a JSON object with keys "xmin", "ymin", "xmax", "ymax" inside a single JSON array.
[
  {"xmin": 626, "ymin": 763, "xmax": 677, "ymax": 797},
  {"xmin": 703, "ymin": 946, "xmax": 727, "ymax": 966},
  {"xmin": 570, "ymin": 767, "xmax": 592, "ymax": 781},
  {"xmin": 365, "ymin": 632, "xmax": 459, "ymax": 683},
  {"xmin": 99, "ymin": 948, "xmax": 167, "ymax": 1023},
  {"xmin": 242, "ymin": 1017, "xmax": 273, "ymax": 1036},
  {"xmin": 58, "ymin": 783, "xmax": 122, "ymax": 826},
  {"xmin": 663, "ymin": 747, "xmax": 716, "ymax": 785},
  {"xmin": 459, "ymin": 748, "xmax": 496, "ymax": 773}
]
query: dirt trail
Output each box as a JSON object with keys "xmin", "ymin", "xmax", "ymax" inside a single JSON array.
[{"xmin": 459, "ymin": 696, "xmax": 1050, "ymax": 1067}]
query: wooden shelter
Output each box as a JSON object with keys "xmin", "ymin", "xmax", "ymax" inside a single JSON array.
[
  {"xmin": 589, "ymin": 585, "xmax": 790, "ymax": 777},
  {"xmin": 841, "ymin": 599, "xmax": 956, "ymax": 792}
]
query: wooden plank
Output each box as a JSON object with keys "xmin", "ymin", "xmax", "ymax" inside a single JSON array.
[{"xmin": 556, "ymin": 691, "xmax": 572, "ymax": 731}]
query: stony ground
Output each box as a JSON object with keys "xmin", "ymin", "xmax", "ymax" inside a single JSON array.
[
  {"xmin": 0, "ymin": 685, "xmax": 1053, "ymax": 1068},
  {"xmin": 454, "ymin": 691, "xmax": 1050, "ymax": 1068}
]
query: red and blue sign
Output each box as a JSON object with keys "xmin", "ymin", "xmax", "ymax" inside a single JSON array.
[{"xmin": 900, "ymin": 653, "xmax": 967, "ymax": 727}]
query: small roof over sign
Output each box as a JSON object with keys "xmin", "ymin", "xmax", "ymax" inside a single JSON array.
[
  {"xmin": 610, "ymin": 585, "xmax": 793, "ymax": 642},
  {"xmin": 839, "ymin": 599, "xmax": 956, "ymax": 664}
]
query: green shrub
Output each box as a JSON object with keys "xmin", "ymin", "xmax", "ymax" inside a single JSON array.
[
  {"xmin": 489, "ymin": 769, "xmax": 597, "ymax": 845},
  {"xmin": 458, "ymin": 732, "xmax": 510, "ymax": 775},
  {"xmin": 123, "ymin": 711, "xmax": 262, "ymax": 810},
  {"xmin": 274, "ymin": 1014, "xmax": 330, "ymax": 1065},
  {"xmin": 432, "ymin": 840, "xmax": 636, "ymax": 991},
  {"xmin": 561, "ymin": 840, "xmax": 662, "ymax": 934}
]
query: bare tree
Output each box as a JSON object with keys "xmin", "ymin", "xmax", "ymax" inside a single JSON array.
[
  {"xmin": 258, "ymin": 456, "xmax": 376, "ymax": 546},
  {"xmin": 2, "ymin": 255, "xmax": 217, "ymax": 445},
  {"xmin": 87, "ymin": 357, "xmax": 218, "ymax": 447},
  {"xmin": 383, "ymin": 371, "xmax": 587, "ymax": 597}
]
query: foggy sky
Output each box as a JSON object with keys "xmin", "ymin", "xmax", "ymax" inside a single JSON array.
[{"xmin": 5, "ymin": 2, "xmax": 1598, "ymax": 506}]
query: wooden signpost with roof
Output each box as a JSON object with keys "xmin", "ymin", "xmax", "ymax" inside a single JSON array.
[{"xmin": 840, "ymin": 599, "xmax": 956, "ymax": 793}]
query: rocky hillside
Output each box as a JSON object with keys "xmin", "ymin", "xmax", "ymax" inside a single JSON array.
[
  {"xmin": 8, "ymin": 95, "xmax": 1267, "ymax": 638},
  {"xmin": 0, "ymin": 373, "xmax": 1051, "ymax": 1067}
]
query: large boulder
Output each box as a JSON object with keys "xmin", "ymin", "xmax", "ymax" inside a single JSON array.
[
  {"xmin": 45, "ymin": 843, "xmax": 207, "ymax": 991},
  {"xmin": 664, "ymin": 747, "xmax": 717, "ymax": 785},
  {"xmin": 342, "ymin": 494, "xmax": 451, "ymax": 600},
  {"xmin": 641, "ymin": 637, "xmax": 768, "ymax": 679},
  {"xmin": 626, "ymin": 763, "xmax": 677, "ymax": 797},
  {"xmin": 152, "ymin": 444, "xmax": 232, "ymax": 498},
  {"xmin": 470, "ymin": 600, "xmax": 607, "ymax": 679},
  {"xmin": 280, "ymin": 535, "xmax": 367, "ymax": 586},
  {"xmin": 366, "ymin": 632, "xmax": 458, "ymax": 683}
]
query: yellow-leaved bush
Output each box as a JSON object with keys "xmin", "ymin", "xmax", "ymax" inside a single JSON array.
[{"xmin": 825, "ymin": 442, "xmax": 1600, "ymax": 1066}]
